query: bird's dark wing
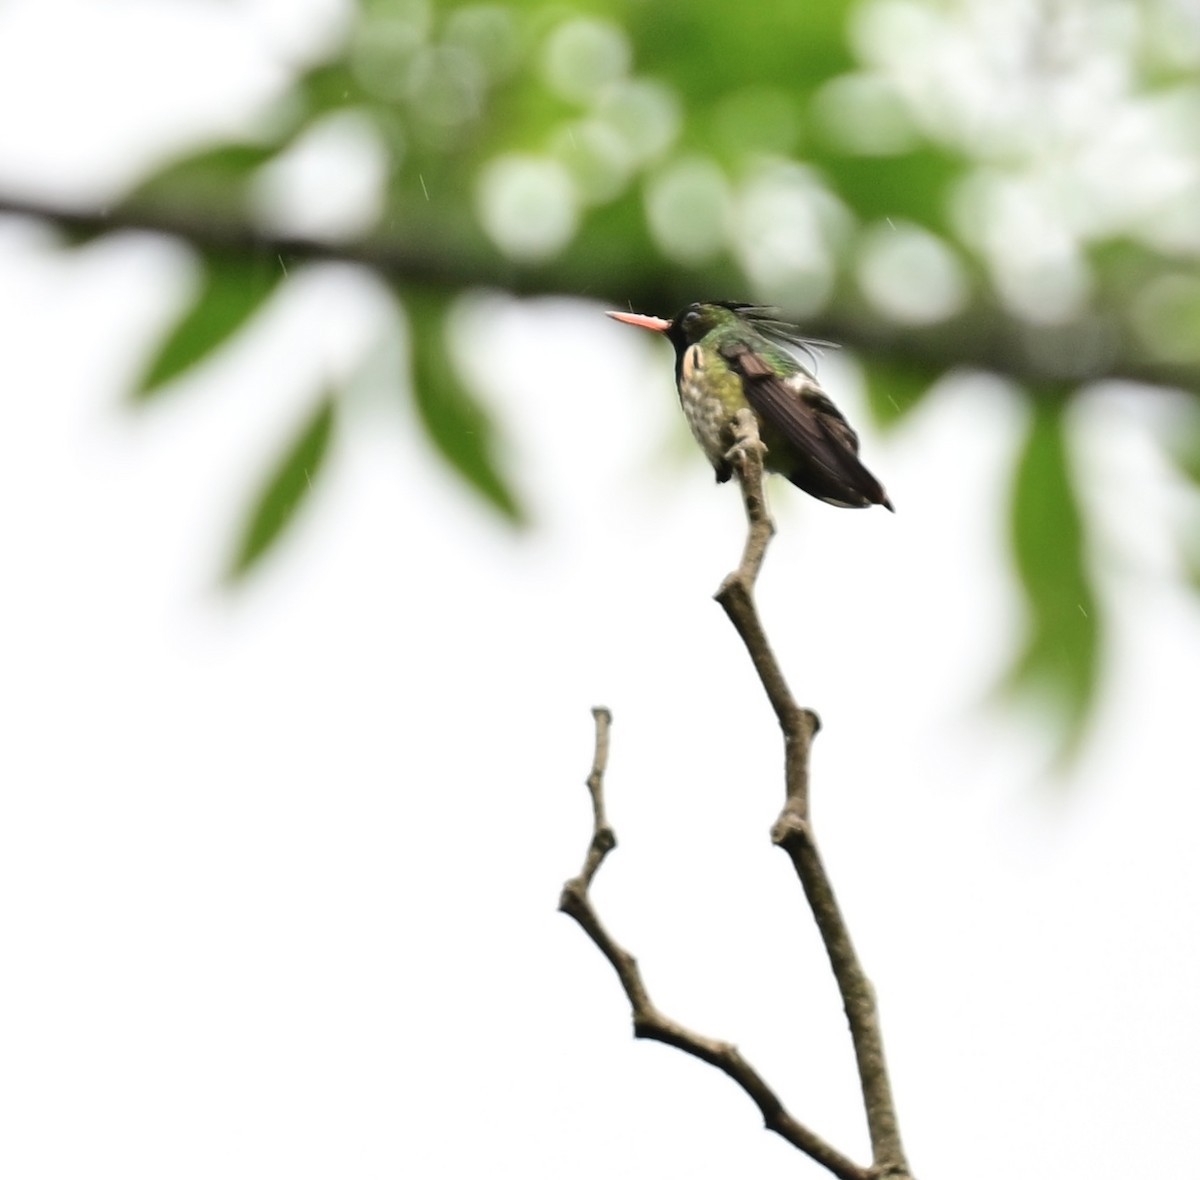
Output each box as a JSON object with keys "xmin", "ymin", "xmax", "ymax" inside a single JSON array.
[{"xmin": 721, "ymin": 340, "xmax": 893, "ymax": 511}]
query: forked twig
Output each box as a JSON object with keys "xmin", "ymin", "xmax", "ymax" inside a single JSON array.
[
  {"xmin": 562, "ymin": 411, "xmax": 912, "ymax": 1179},
  {"xmin": 559, "ymin": 710, "xmax": 863, "ymax": 1180}
]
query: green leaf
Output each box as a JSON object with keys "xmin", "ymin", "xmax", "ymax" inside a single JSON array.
[
  {"xmin": 819, "ymin": 148, "xmax": 963, "ymax": 231},
  {"xmin": 862, "ymin": 357, "xmax": 934, "ymax": 429},
  {"xmin": 633, "ymin": 4, "xmax": 854, "ymax": 97},
  {"xmin": 404, "ymin": 292, "xmax": 525, "ymax": 524},
  {"xmin": 1182, "ymin": 530, "xmax": 1200, "ymax": 594},
  {"xmin": 1165, "ymin": 409, "xmax": 1200, "ymax": 594},
  {"xmin": 134, "ymin": 251, "xmax": 285, "ymax": 400},
  {"xmin": 1166, "ymin": 407, "xmax": 1200, "ymax": 487},
  {"xmin": 226, "ymin": 396, "xmax": 337, "ymax": 581},
  {"xmin": 124, "ymin": 142, "xmax": 283, "ymax": 215},
  {"xmin": 1002, "ymin": 396, "xmax": 1100, "ymax": 762},
  {"xmin": 298, "ymin": 61, "xmax": 362, "ymax": 114}
]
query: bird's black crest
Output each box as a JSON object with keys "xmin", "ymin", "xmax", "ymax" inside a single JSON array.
[{"xmin": 714, "ymin": 302, "xmax": 837, "ymax": 373}]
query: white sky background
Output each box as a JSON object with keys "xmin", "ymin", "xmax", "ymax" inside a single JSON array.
[{"xmin": 1, "ymin": 2, "xmax": 1199, "ymax": 1178}]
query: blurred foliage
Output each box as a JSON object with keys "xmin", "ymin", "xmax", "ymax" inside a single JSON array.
[
  {"xmin": 226, "ymin": 395, "xmax": 337, "ymax": 581},
  {"xmin": 861, "ymin": 357, "xmax": 935, "ymax": 429},
  {"xmin": 136, "ymin": 251, "xmax": 285, "ymax": 399},
  {"xmin": 404, "ymin": 289, "xmax": 525, "ymax": 523},
  {"xmin": 11, "ymin": 0, "xmax": 1197, "ymax": 751},
  {"xmin": 1003, "ymin": 396, "xmax": 1099, "ymax": 762}
]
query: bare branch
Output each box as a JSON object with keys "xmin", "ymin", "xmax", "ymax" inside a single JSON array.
[
  {"xmin": 772, "ymin": 817, "xmax": 909, "ymax": 1180},
  {"xmin": 564, "ymin": 413, "xmax": 913, "ymax": 1176},
  {"xmin": 714, "ymin": 412, "xmax": 812, "ymax": 754},
  {"xmin": 576, "ymin": 706, "xmax": 616, "ymax": 890},
  {"xmin": 716, "ymin": 412, "xmax": 912, "ymax": 1179},
  {"xmin": 559, "ymin": 709, "xmax": 866, "ymax": 1180},
  {"xmin": 2, "ymin": 191, "xmax": 1196, "ymax": 396},
  {"xmin": 722, "ymin": 410, "xmax": 775, "ymax": 584}
]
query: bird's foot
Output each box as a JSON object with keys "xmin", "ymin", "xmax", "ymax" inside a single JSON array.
[{"xmin": 724, "ymin": 420, "xmax": 768, "ymax": 476}]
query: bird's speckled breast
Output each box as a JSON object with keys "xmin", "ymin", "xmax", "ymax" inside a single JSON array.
[{"xmin": 677, "ymin": 343, "xmax": 749, "ymax": 468}]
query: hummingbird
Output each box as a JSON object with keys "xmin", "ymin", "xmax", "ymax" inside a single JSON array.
[{"xmin": 607, "ymin": 302, "xmax": 893, "ymax": 511}]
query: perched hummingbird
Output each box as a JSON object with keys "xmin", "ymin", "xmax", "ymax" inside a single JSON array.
[{"xmin": 607, "ymin": 302, "xmax": 893, "ymax": 511}]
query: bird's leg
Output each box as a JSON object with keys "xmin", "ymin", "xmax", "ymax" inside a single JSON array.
[
  {"xmin": 721, "ymin": 410, "xmax": 775, "ymax": 589},
  {"xmin": 723, "ymin": 416, "xmax": 768, "ymax": 475}
]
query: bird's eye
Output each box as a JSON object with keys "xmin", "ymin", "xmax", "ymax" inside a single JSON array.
[{"xmin": 682, "ymin": 308, "xmax": 702, "ymax": 329}]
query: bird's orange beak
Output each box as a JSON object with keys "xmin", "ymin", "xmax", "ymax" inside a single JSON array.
[{"xmin": 606, "ymin": 310, "xmax": 672, "ymax": 333}]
